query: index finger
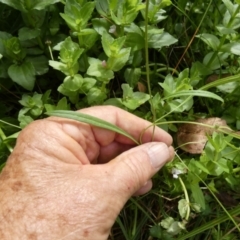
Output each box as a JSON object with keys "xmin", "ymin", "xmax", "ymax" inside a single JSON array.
[{"xmin": 80, "ymin": 106, "xmax": 172, "ymax": 146}]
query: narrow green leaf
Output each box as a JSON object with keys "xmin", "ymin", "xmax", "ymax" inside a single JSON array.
[
  {"xmin": 45, "ymin": 110, "xmax": 139, "ymax": 145},
  {"xmin": 201, "ymin": 73, "xmax": 240, "ymax": 90},
  {"xmin": 162, "ymin": 90, "xmax": 223, "ymax": 102},
  {"xmin": 190, "ymin": 183, "xmax": 206, "ymax": 210}
]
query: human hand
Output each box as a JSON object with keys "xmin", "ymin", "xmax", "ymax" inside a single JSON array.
[{"xmin": 0, "ymin": 106, "xmax": 174, "ymax": 240}]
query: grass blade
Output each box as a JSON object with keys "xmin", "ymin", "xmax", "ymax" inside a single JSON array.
[
  {"xmin": 162, "ymin": 90, "xmax": 224, "ymax": 102},
  {"xmin": 46, "ymin": 110, "xmax": 139, "ymax": 145},
  {"xmin": 200, "ymin": 73, "xmax": 240, "ymax": 90},
  {"xmin": 177, "ymin": 205, "xmax": 240, "ymax": 240}
]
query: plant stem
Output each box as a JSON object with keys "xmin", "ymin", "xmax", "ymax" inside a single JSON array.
[
  {"xmin": 144, "ymin": 0, "xmax": 156, "ymax": 139},
  {"xmin": 172, "ymin": 0, "xmax": 213, "ymax": 74},
  {"xmin": 179, "ymin": 177, "xmax": 190, "ymax": 221},
  {"xmin": 177, "ymin": 205, "xmax": 240, "ymax": 240},
  {"xmin": 141, "ymin": 67, "xmax": 178, "ymax": 74},
  {"xmin": 132, "ymin": 205, "xmax": 137, "ymax": 237},
  {"xmin": 0, "ymin": 120, "xmax": 21, "ymax": 129}
]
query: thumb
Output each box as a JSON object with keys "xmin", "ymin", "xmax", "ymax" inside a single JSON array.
[{"xmin": 106, "ymin": 142, "xmax": 174, "ymax": 200}]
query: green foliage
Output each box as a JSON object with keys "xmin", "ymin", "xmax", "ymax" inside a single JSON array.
[{"xmin": 1, "ymin": 0, "xmax": 240, "ymax": 239}]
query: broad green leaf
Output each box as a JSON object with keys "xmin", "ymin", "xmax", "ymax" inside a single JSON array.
[
  {"xmin": 191, "ymin": 203, "xmax": 202, "ymax": 213},
  {"xmin": 125, "ymin": 32, "xmax": 144, "ymax": 51},
  {"xmin": 142, "ymin": 0, "xmax": 170, "ymax": 24},
  {"xmin": 3, "ymin": 37, "xmax": 26, "ymax": 61},
  {"xmin": 29, "ymin": 0, "xmax": 61, "ymax": 11},
  {"xmin": 21, "ymin": 9, "xmax": 46, "ymax": 28},
  {"xmin": 222, "ymin": 0, "xmax": 235, "ymax": 16},
  {"xmin": 162, "ymin": 90, "xmax": 224, "ymax": 102},
  {"xmin": 102, "ymin": 32, "xmax": 114, "ymax": 57},
  {"xmin": 0, "ymin": 61, "xmax": 11, "ymax": 78},
  {"xmin": 77, "ymin": 28, "xmax": 96, "ymax": 36},
  {"xmin": 104, "ymin": 98, "xmax": 124, "ymax": 108},
  {"xmin": 18, "ymin": 114, "xmax": 34, "ymax": 128},
  {"xmin": 214, "ymin": 158, "xmax": 230, "ymax": 174},
  {"xmin": 178, "ymin": 199, "xmax": 188, "ymax": 219},
  {"xmin": 107, "ymin": 47, "xmax": 131, "ymax": 71},
  {"xmin": 203, "ymin": 52, "xmax": 229, "ymax": 70},
  {"xmin": 87, "ymin": 58, "xmax": 114, "ymax": 82},
  {"xmin": 161, "ymin": 218, "xmax": 185, "ymax": 235},
  {"xmin": 56, "ymin": 97, "xmax": 70, "ymax": 110},
  {"xmin": 45, "ymin": 110, "xmax": 139, "ymax": 144},
  {"xmin": 8, "ymin": 61, "xmax": 35, "ymax": 91},
  {"xmin": 0, "ymin": 31, "xmax": 12, "ymax": 57},
  {"xmin": 48, "ymin": 6, "xmax": 61, "ymax": 35},
  {"xmin": 95, "ymin": 0, "xmax": 110, "ymax": 17},
  {"xmin": 79, "ymin": 31, "xmax": 99, "ymax": 50},
  {"xmin": 124, "ymin": 22, "xmax": 143, "ymax": 35},
  {"xmin": 194, "ymin": 161, "xmax": 211, "ymax": 175},
  {"xmin": 122, "ymin": 84, "xmax": 150, "ymax": 110},
  {"xmin": 18, "ymin": 27, "xmax": 41, "ymax": 41},
  {"xmin": 92, "ymin": 18, "xmax": 112, "ymax": 35},
  {"xmin": 221, "ymin": 42, "xmax": 240, "ymax": 55},
  {"xmin": 87, "ymin": 88, "xmax": 107, "ymax": 105},
  {"xmin": 78, "ymin": 2, "xmax": 95, "ymax": 28},
  {"xmin": 59, "ymin": 37, "xmax": 84, "ymax": 65},
  {"xmin": 81, "ymin": 78, "xmax": 96, "ymax": 93},
  {"xmin": 0, "ymin": 0, "xmax": 61, "ymax": 12},
  {"xmin": 168, "ymin": 98, "xmax": 193, "ymax": 112},
  {"xmin": 147, "ymin": 29, "xmax": 177, "ymax": 49},
  {"xmin": 62, "ymin": 75, "xmax": 83, "ymax": 91},
  {"xmin": 49, "ymin": 61, "xmax": 70, "ymax": 75},
  {"xmin": 42, "ymin": 89, "xmax": 52, "ymax": 104},
  {"xmin": 161, "ymin": 217, "xmax": 175, "ymax": 229},
  {"xmin": 60, "ymin": 13, "xmax": 77, "ymax": 31},
  {"xmin": 26, "ymin": 56, "xmax": 49, "ymax": 75},
  {"xmin": 109, "ymin": 36, "xmax": 127, "ymax": 56},
  {"xmin": 196, "ymin": 33, "xmax": 220, "ymax": 51},
  {"xmin": 216, "ymin": 24, "xmax": 236, "ymax": 35},
  {"xmin": 124, "ymin": 68, "xmax": 141, "ymax": 87},
  {"xmin": 110, "ymin": 0, "xmax": 144, "ymax": 25},
  {"xmin": 150, "ymin": 225, "xmax": 175, "ymax": 239},
  {"xmin": 57, "ymin": 86, "xmax": 79, "ymax": 104},
  {"xmin": 19, "ymin": 93, "xmax": 43, "ymax": 108}
]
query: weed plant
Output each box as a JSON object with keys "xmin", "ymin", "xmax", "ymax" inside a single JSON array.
[{"xmin": 1, "ymin": 0, "xmax": 240, "ymax": 239}]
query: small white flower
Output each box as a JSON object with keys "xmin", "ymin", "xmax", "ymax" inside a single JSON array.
[
  {"xmin": 109, "ymin": 25, "xmax": 116, "ymax": 34},
  {"xmin": 101, "ymin": 60, "xmax": 107, "ymax": 68},
  {"xmin": 171, "ymin": 168, "xmax": 186, "ymax": 179}
]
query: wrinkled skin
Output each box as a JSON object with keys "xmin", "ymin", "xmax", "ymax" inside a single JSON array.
[{"xmin": 0, "ymin": 106, "xmax": 174, "ymax": 240}]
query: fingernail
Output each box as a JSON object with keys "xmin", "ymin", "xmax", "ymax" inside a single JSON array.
[{"xmin": 147, "ymin": 143, "xmax": 170, "ymax": 169}]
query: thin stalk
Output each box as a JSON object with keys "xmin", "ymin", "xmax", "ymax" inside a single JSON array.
[
  {"xmin": 174, "ymin": 156, "xmax": 240, "ymax": 238},
  {"xmin": 140, "ymin": 120, "xmax": 240, "ymax": 142},
  {"xmin": 131, "ymin": 205, "xmax": 137, "ymax": 237},
  {"xmin": 144, "ymin": 0, "xmax": 156, "ymax": 140},
  {"xmin": 172, "ymin": 0, "xmax": 213, "ymax": 74},
  {"xmin": 178, "ymin": 177, "xmax": 190, "ymax": 221},
  {"xmin": 47, "ymin": 43, "xmax": 54, "ymax": 60},
  {"xmin": 116, "ymin": 217, "xmax": 130, "ymax": 240},
  {"xmin": 0, "ymin": 120, "xmax": 21, "ymax": 129},
  {"xmin": 141, "ymin": 67, "xmax": 178, "ymax": 74}
]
